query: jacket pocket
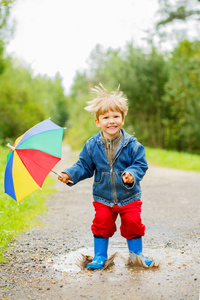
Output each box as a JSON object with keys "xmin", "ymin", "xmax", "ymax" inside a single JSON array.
[
  {"xmin": 114, "ymin": 171, "xmax": 134, "ymax": 190},
  {"xmin": 94, "ymin": 171, "xmax": 105, "ymax": 185},
  {"xmin": 93, "ymin": 172, "xmax": 114, "ymax": 200}
]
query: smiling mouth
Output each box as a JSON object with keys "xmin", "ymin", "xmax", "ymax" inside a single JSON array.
[{"xmin": 107, "ymin": 126, "xmax": 117, "ymax": 129}]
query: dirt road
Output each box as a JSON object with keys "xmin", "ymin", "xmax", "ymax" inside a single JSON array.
[{"xmin": 0, "ymin": 146, "xmax": 200, "ymax": 299}]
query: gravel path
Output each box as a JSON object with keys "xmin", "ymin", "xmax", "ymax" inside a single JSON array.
[{"xmin": 0, "ymin": 146, "xmax": 200, "ymax": 300}]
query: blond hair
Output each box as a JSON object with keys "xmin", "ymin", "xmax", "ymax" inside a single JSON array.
[{"xmin": 84, "ymin": 83, "xmax": 128, "ymax": 119}]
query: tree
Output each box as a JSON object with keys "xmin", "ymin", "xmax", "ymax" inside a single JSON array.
[
  {"xmin": 0, "ymin": 58, "xmax": 69, "ymax": 141},
  {"xmin": 0, "ymin": 58, "xmax": 45, "ymax": 140},
  {"xmin": 68, "ymin": 44, "xmax": 169, "ymax": 149},
  {"xmin": 0, "ymin": 0, "xmax": 16, "ymax": 76},
  {"xmin": 0, "ymin": 1, "xmax": 15, "ymax": 33},
  {"xmin": 162, "ymin": 40, "xmax": 200, "ymax": 153},
  {"xmin": 157, "ymin": 0, "xmax": 200, "ymax": 28},
  {"xmin": 70, "ymin": 71, "xmax": 90, "ymax": 99},
  {"xmin": 68, "ymin": 40, "xmax": 200, "ymax": 154},
  {"xmin": 155, "ymin": 0, "xmax": 200, "ymax": 50},
  {"xmin": 46, "ymin": 73, "xmax": 69, "ymax": 127}
]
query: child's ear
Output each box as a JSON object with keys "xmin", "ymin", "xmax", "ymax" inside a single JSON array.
[{"xmin": 95, "ymin": 119, "xmax": 101, "ymax": 128}]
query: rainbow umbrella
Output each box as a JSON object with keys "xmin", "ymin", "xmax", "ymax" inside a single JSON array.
[{"xmin": 4, "ymin": 119, "xmax": 64, "ymax": 203}]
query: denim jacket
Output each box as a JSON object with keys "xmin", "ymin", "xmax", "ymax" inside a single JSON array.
[{"xmin": 63, "ymin": 129, "xmax": 148, "ymax": 207}]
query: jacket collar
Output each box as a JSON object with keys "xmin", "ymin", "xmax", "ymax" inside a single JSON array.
[{"xmin": 97, "ymin": 129, "xmax": 135, "ymax": 147}]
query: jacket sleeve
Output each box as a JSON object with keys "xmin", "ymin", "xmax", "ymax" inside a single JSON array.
[
  {"xmin": 62, "ymin": 140, "xmax": 95, "ymax": 185},
  {"xmin": 122, "ymin": 142, "xmax": 148, "ymax": 186}
]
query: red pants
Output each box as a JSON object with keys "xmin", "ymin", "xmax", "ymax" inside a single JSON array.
[{"xmin": 91, "ymin": 200, "xmax": 145, "ymax": 239}]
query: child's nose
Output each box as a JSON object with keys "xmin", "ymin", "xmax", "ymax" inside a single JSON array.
[{"xmin": 109, "ymin": 118, "xmax": 115, "ymax": 123}]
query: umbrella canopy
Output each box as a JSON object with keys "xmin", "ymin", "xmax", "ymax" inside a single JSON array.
[{"xmin": 4, "ymin": 119, "xmax": 64, "ymax": 203}]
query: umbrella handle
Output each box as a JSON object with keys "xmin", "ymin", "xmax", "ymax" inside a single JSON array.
[
  {"xmin": 7, "ymin": 143, "xmax": 15, "ymax": 150},
  {"xmin": 51, "ymin": 170, "xmax": 73, "ymax": 184}
]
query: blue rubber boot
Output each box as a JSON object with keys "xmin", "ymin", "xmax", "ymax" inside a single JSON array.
[
  {"xmin": 87, "ymin": 237, "xmax": 109, "ymax": 270},
  {"xmin": 127, "ymin": 237, "xmax": 153, "ymax": 267}
]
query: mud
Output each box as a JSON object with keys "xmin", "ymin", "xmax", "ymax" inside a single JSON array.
[{"xmin": 0, "ymin": 145, "xmax": 200, "ymax": 299}]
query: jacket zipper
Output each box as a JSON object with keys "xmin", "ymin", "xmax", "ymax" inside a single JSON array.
[
  {"xmin": 108, "ymin": 139, "xmax": 124, "ymax": 205},
  {"xmin": 110, "ymin": 163, "xmax": 117, "ymax": 204}
]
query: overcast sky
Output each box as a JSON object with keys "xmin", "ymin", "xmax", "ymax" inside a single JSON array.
[{"xmin": 7, "ymin": 0, "xmax": 160, "ymax": 93}]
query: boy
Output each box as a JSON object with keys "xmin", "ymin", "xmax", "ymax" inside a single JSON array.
[{"xmin": 58, "ymin": 83, "xmax": 156, "ymax": 269}]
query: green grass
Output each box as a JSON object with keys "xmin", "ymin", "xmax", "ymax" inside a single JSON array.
[
  {"xmin": 0, "ymin": 146, "xmax": 56, "ymax": 262},
  {"xmin": 146, "ymin": 147, "xmax": 200, "ymax": 172}
]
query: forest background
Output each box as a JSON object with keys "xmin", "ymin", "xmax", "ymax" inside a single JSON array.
[{"xmin": 0, "ymin": 0, "xmax": 200, "ymax": 155}]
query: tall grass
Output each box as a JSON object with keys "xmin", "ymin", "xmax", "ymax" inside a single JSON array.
[{"xmin": 0, "ymin": 146, "xmax": 55, "ymax": 262}]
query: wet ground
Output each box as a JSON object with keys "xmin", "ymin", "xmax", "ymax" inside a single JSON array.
[{"xmin": 0, "ymin": 146, "xmax": 200, "ymax": 299}]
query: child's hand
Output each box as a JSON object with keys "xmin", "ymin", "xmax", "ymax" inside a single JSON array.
[
  {"xmin": 122, "ymin": 172, "xmax": 134, "ymax": 184},
  {"xmin": 58, "ymin": 172, "xmax": 71, "ymax": 184}
]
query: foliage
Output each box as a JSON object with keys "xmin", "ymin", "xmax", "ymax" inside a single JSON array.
[
  {"xmin": 0, "ymin": 38, "xmax": 4, "ymax": 74},
  {"xmin": 67, "ymin": 44, "xmax": 169, "ymax": 149},
  {"xmin": 0, "ymin": 0, "xmax": 15, "ymax": 74},
  {"xmin": 157, "ymin": 0, "xmax": 200, "ymax": 28},
  {"xmin": 67, "ymin": 39, "xmax": 200, "ymax": 155},
  {"xmin": 0, "ymin": 145, "xmax": 56, "ymax": 262},
  {"xmin": 0, "ymin": 0, "xmax": 14, "ymax": 35},
  {"xmin": 162, "ymin": 40, "xmax": 200, "ymax": 153},
  {"xmin": 155, "ymin": 0, "xmax": 200, "ymax": 49},
  {"xmin": 65, "ymin": 92, "xmax": 98, "ymax": 150},
  {"xmin": 0, "ymin": 57, "xmax": 69, "ymax": 142},
  {"xmin": 103, "ymin": 45, "xmax": 168, "ymax": 148},
  {"xmin": 0, "ymin": 0, "xmax": 69, "ymax": 144}
]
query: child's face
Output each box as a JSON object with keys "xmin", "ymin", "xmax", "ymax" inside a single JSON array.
[{"xmin": 95, "ymin": 110, "xmax": 124, "ymax": 140}]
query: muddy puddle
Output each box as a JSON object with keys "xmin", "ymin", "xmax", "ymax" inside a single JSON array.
[{"xmin": 48, "ymin": 244, "xmax": 195, "ymax": 283}]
